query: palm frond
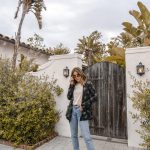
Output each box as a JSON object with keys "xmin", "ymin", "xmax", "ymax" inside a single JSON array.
[
  {"xmin": 129, "ymin": 10, "xmax": 143, "ymax": 26},
  {"xmin": 30, "ymin": 0, "xmax": 46, "ymax": 29},
  {"xmin": 15, "ymin": 0, "xmax": 46, "ymax": 29},
  {"xmin": 138, "ymin": 1, "xmax": 150, "ymax": 26}
]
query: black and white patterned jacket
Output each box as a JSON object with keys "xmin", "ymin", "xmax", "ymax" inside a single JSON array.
[{"xmin": 66, "ymin": 81, "xmax": 97, "ymax": 121}]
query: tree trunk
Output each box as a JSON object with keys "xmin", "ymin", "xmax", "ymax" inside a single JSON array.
[
  {"xmin": 12, "ymin": 7, "xmax": 26, "ymax": 70},
  {"xmin": 88, "ymin": 50, "xmax": 93, "ymax": 67}
]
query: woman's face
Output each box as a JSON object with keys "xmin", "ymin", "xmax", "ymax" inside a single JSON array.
[{"xmin": 72, "ymin": 71, "xmax": 82, "ymax": 83}]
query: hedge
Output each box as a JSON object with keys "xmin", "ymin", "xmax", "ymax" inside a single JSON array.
[{"xmin": 0, "ymin": 57, "xmax": 63, "ymax": 146}]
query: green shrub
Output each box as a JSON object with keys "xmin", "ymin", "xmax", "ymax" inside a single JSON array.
[
  {"xmin": 0, "ymin": 57, "xmax": 63, "ymax": 146},
  {"xmin": 130, "ymin": 75, "xmax": 150, "ymax": 149}
]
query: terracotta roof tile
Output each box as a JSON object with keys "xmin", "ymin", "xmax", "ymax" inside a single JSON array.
[{"xmin": 0, "ymin": 33, "xmax": 52, "ymax": 56}]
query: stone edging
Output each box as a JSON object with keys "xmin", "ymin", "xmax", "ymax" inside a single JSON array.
[{"xmin": 0, "ymin": 132, "xmax": 58, "ymax": 150}]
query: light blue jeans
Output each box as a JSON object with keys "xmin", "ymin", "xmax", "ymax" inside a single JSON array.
[{"xmin": 70, "ymin": 106, "xmax": 95, "ymax": 150}]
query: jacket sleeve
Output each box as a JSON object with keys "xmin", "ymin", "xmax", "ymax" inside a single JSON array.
[
  {"xmin": 82, "ymin": 81, "xmax": 97, "ymax": 109},
  {"xmin": 67, "ymin": 84, "xmax": 75, "ymax": 100},
  {"xmin": 89, "ymin": 81, "xmax": 97, "ymax": 103}
]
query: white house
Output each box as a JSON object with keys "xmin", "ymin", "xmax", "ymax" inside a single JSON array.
[{"xmin": 0, "ymin": 34, "xmax": 51, "ymax": 65}]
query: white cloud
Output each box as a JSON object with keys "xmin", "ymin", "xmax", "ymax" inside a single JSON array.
[{"xmin": 0, "ymin": 0, "xmax": 149, "ymax": 52}]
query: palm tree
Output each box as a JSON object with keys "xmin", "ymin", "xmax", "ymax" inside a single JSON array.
[
  {"xmin": 12, "ymin": 0, "xmax": 46, "ymax": 70},
  {"xmin": 122, "ymin": 1, "xmax": 150, "ymax": 47},
  {"xmin": 75, "ymin": 31, "xmax": 105, "ymax": 66},
  {"xmin": 114, "ymin": 32, "xmax": 133, "ymax": 48},
  {"xmin": 103, "ymin": 32, "xmax": 133, "ymax": 67}
]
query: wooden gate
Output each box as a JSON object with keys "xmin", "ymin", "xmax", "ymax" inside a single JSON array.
[{"xmin": 84, "ymin": 62, "xmax": 127, "ymax": 139}]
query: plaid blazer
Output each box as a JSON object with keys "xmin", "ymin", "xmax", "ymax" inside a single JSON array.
[{"xmin": 66, "ymin": 81, "xmax": 97, "ymax": 121}]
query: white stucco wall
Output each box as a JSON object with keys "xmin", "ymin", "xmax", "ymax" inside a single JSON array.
[
  {"xmin": 32, "ymin": 53, "xmax": 83, "ymax": 137},
  {"xmin": 125, "ymin": 46, "xmax": 150, "ymax": 148},
  {"xmin": 0, "ymin": 39, "xmax": 49, "ymax": 65}
]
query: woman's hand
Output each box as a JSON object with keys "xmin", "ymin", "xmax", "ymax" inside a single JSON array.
[
  {"xmin": 70, "ymin": 77, "xmax": 75, "ymax": 85},
  {"xmin": 80, "ymin": 105, "xmax": 83, "ymax": 112}
]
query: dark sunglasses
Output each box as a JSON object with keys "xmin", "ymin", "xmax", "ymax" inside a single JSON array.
[{"xmin": 72, "ymin": 74, "xmax": 81, "ymax": 78}]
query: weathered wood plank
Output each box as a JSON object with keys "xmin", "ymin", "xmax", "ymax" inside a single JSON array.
[{"xmin": 84, "ymin": 62, "xmax": 127, "ymax": 139}]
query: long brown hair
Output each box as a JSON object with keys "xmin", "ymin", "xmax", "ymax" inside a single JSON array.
[{"xmin": 71, "ymin": 67, "xmax": 87, "ymax": 82}]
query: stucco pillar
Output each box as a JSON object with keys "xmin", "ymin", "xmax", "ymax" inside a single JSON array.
[{"xmin": 125, "ymin": 46, "xmax": 150, "ymax": 148}]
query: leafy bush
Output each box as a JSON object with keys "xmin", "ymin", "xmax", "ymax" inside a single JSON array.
[
  {"xmin": 130, "ymin": 75, "xmax": 150, "ymax": 149},
  {"xmin": 0, "ymin": 57, "xmax": 63, "ymax": 146}
]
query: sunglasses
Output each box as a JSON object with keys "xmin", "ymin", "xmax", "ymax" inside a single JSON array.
[{"xmin": 72, "ymin": 74, "xmax": 81, "ymax": 78}]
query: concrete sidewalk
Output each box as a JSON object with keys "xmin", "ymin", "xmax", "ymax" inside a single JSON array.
[
  {"xmin": 0, "ymin": 136, "xmax": 142, "ymax": 150},
  {"xmin": 36, "ymin": 136, "xmax": 142, "ymax": 150}
]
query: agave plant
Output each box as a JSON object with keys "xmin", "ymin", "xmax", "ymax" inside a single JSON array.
[{"xmin": 12, "ymin": 0, "xmax": 46, "ymax": 70}]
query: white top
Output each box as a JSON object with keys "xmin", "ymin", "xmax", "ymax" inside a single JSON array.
[{"xmin": 73, "ymin": 83, "xmax": 83, "ymax": 106}]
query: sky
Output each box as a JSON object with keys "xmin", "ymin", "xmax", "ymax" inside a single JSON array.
[{"xmin": 0, "ymin": 0, "xmax": 150, "ymax": 52}]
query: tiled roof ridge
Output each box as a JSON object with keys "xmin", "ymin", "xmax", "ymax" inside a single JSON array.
[{"xmin": 0, "ymin": 33, "xmax": 52, "ymax": 55}]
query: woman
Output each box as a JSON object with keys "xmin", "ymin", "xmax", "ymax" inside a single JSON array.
[{"xmin": 66, "ymin": 67, "xmax": 97, "ymax": 150}]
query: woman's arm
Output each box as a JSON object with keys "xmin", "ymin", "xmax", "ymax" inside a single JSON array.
[
  {"xmin": 67, "ymin": 84, "xmax": 75, "ymax": 100},
  {"xmin": 89, "ymin": 81, "xmax": 97, "ymax": 103},
  {"xmin": 81, "ymin": 81, "xmax": 97, "ymax": 109}
]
